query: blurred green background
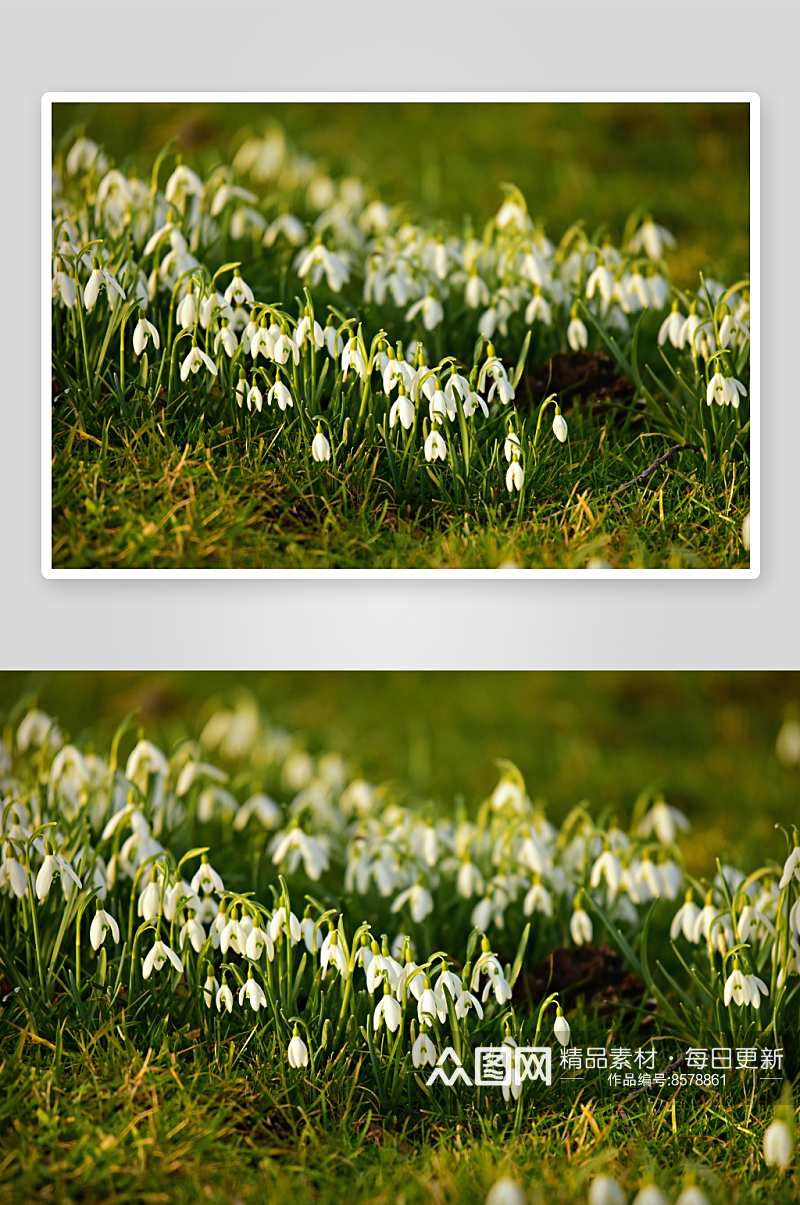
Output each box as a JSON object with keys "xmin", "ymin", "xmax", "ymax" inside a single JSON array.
[
  {"xmin": 1, "ymin": 672, "xmax": 793, "ymax": 875},
  {"xmin": 52, "ymin": 100, "xmax": 750, "ymax": 288}
]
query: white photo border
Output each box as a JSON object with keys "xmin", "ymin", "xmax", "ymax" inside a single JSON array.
[{"xmin": 42, "ymin": 91, "xmax": 760, "ymax": 580}]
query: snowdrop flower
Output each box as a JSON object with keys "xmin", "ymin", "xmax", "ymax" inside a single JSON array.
[
  {"xmin": 296, "ymin": 314, "xmax": 325, "ymax": 350},
  {"xmin": 132, "ymin": 311, "xmax": 160, "ymax": 355},
  {"xmin": 142, "ymin": 938, "xmax": 183, "ymax": 979},
  {"xmin": 180, "ymin": 346, "xmax": 218, "ymax": 382},
  {"xmin": 311, "ymin": 428, "xmax": 331, "ymax": 463},
  {"xmin": 554, "ymin": 1008, "xmax": 570, "ymax": 1046},
  {"xmin": 629, "ymin": 218, "xmax": 675, "ymax": 260},
  {"xmin": 525, "ymin": 290, "xmax": 552, "ymax": 326},
  {"xmin": 724, "ymin": 960, "xmax": 768, "ymax": 1008},
  {"xmin": 639, "ymin": 801, "xmax": 690, "ymax": 845},
  {"xmin": 567, "ymin": 313, "xmax": 588, "ymax": 351},
  {"xmin": 463, "ymin": 387, "xmax": 488, "ymax": 418},
  {"xmin": 674, "ymin": 1191, "xmax": 710, "ymax": 1205},
  {"xmin": 389, "ymin": 389, "xmax": 415, "ymax": 431},
  {"xmin": 267, "ymin": 378, "xmax": 293, "ymax": 411},
  {"xmin": 176, "ymin": 287, "xmax": 197, "ymax": 330},
  {"xmin": 239, "ymin": 973, "xmax": 267, "ymax": 1012},
  {"xmin": 250, "ymin": 320, "xmax": 275, "ymax": 361},
  {"xmin": 246, "ymin": 923, "xmax": 274, "ymax": 962},
  {"xmin": 66, "ymin": 136, "xmax": 106, "ymax": 177},
  {"xmin": 424, "ymin": 425, "xmax": 447, "ymax": 463},
  {"xmin": 485, "ymin": 1179, "xmax": 526, "ymax": 1205},
  {"xmin": 523, "ymin": 881, "xmax": 553, "ymax": 918},
  {"xmin": 671, "ymin": 892, "xmax": 701, "ymax": 942},
  {"xmin": 418, "ymin": 979, "xmax": 447, "ymax": 1024},
  {"xmin": 374, "ymin": 985, "xmax": 403, "ymax": 1032},
  {"xmin": 324, "ymin": 323, "xmax": 344, "ymax": 358},
  {"xmin": 179, "ymin": 916, "xmax": 206, "ymax": 954},
  {"xmin": 264, "ymin": 212, "xmax": 306, "ymax": 247},
  {"xmin": 341, "ymin": 336, "xmax": 367, "ymax": 382},
  {"xmin": 220, "ymin": 909, "xmax": 247, "ymax": 956},
  {"xmin": 455, "ymin": 990, "xmax": 484, "ymax": 1020},
  {"xmin": 506, "ymin": 460, "xmax": 524, "ymax": 493},
  {"xmin": 287, "ymin": 1026, "xmax": 309, "ymax": 1068},
  {"xmin": 504, "ymin": 433, "xmax": 521, "ymax": 462},
  {"xmin": 202, "ymin": 968, "xmax": 219, "ymax": 1009},
  {"xmin": 780, "ymin": 844, "xmax": 800, "ymax": 888},
  {"xmin": 570, "ymin": 905, "xmax": 592, "ymax": 946},
  {"xmin": 52, "ymin": 258, "xmax": 77, "ymax": 308},
  {"xmin": 223, "ymin": 271, "xmax": 254, "ymax": 307},
  {"xmin": 406, "ymin": 294, "xmax": 444, "ymax": 331},
  {"xmin": 412, "ymin": 1029, "xmax": 437, "ymax": 1068},
  {"xmin": 465, "ymin": 271, "xmax": 490, "ymax": 309},
  {"xmin": 90, "ymin": 906, "xmax": 120, "ymax": 950},
  {"xmin": 215, "ymin": 978, "xmax": 234, "ymax": 1013},
  {"xmin": 0, "ymin": 848, "xmax": 27, "ymax": 899},
  {"xmin": 138, "ymin": 875, "xmax": 162, "ymax": 921},
  {"xmin": 83, "ymin": 259, "xmax": 126, "ymax": 311},
  {"xmin": 764, "ymin": 1118, "xmax": 793, "ymax": 1168},
  {"xmin": 392, "ymin": 882, "xmax": 434, "ymax": 923},
  {"xmin": 590, "ymin": 848, "xmax": 622, "ymax": 896},
  {"xmin": 164, "ymin": 162, "xmax": 204, "ymax": 212},
  {"xmin": 658, "ymin": 301, "xmax": 684, "ymax": 348},
  {"xmin": 273, "ymin": 327, "xmax": 300, "ymax": 367},
  {"xmin": 457, "ymin": 859, "xmax": 484, "ymax": 899},
  {"xmin": 552, "ymin": 412, "xmax": 568, "ymax": 443},
  {"xmin": 632, "ymin": 1187, "xmax": 669, "ymax": 1205},
  {"xmin": 36, "ymin": 850, "xmax": 82, "ymax": 901},
  {"xmin": 269, "ymin": 906, "xmax": 302, "ymax": 946},
  {"xmin": 588, "ymin": 1175, "xmax": 625, "ymax": 1205},
  {"xmin": 706, "ymin": 372, "xmax": 747, "ymax": 408},
  {"xmin": 586, "ymin": 264, "xmax": 616, "ymax": 303},
  {"xmin": 213, "ymin": 322, "xmax": 238, "ymax": 358},
  {"xmin": 319, "ymin": 930, "xmax": 349, "ymax": 978},
  {"xmin": 191, "ymin": 857, "xmax": 224, "ymax": 896}
]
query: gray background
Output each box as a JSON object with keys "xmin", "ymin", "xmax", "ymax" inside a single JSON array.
[{"xmin": 4, "ymin": 1, "xmax": 795, "ymax": 669}]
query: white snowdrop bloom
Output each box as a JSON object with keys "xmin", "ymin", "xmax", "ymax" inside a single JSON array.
[
  {"xmin": 586, "ymin": 264, "xmax": 616, "ymax": 303},
  {"xmin": 675, "ymin": 1189, "xmax": 709, "ymax": 1205},
  {"xmin": 199, "ymin": 292, "xmax": 233, "ymax": 330},
  {"xmin": 552, "ymin": 413, "xmax": 568, "ymax": 443},
  {"xmin": 391, "ymin": 883, "xmax": 434, "ymax": 923},
  {"xmin": 435, "ymin": 966, "xmax": 463, "ymax": 1000},
  {"xmin": 66, "ymin": 136, "xmax": 106, "ymax": 177},
  {"xmin": 287, "ymin": 1028, "xmax": 309, "ymax": 1068},
  {"xmin": 658, "ymin": 860, "xmax": 682, "ymax": 900},
  {"xmin": 246, "ymin": 923, "xmax": 274, "ymax": 962},
  {"xmin": 264, "ymin": 212, "xmax": 306, "ymax": 247},
  {"xmin": 242, "ymin": 384, "xmax": 261, "ymax": 412},
  {"xmin": 90, "ymin": 908, "xmax": 120, "ymax": 950},
  {"xmin": 424, "ymin": 427, "xmax": 447, "ymax": 463},
  {"xmin": 223, "ymin": 271, "xmax": 254, "ymax": 307},
  {"xmin": 418, "ymin": 983, "xmax": 447, "ymax": 1025},
  {"xmin": 523, "ymin": 882, "xmax": 553, "ymax": 918},
  {"xmin": 0, "ymin": 849, "xmax": 27, "ymax": 899},
  {"xmin": 570, "ymin": 907, "xmax": 593, "ymax": 946},
  {"xmin": 429, "ymin": 385, "xmax": 455, "ymax": 423},
  {"xmin": 478, "ymin": 307, "xmax": 499, "ymax": 340},
  {"xmin": 210, "ymin": 183, "xmax": 258, "ymax": 217},
  {"xmin": 780, "ymin": 845, "xmax": 800, "ymax": 888},
  {"xmin": 269, "ymin": 906, "xmax": 302, "ymax": 946},
  {"xmin": 466, "ymin": 272, "xmax": 490, "ymax": 309},
  {"xmin": 132, "ymin": 314, "xmax": 160, "ymax": 356},
  {"xmin": 180, "ymin": 346, "xmax": 218, "ymax": 382},
  {"xmin": 320, "ymin": 932, "xmax": 349, "ymax": 978},
  {"xmin": 389, "ymin": 391, "xmax": 415, "ymax": 431},
  {"xmin": 267, "ymin": 379, "xmax": 293, "ymax": 411},
  {"xmin": 83, "ymin": 262, "xmax": 126, "ymax": 312},
  {"xmin": 374, "ymin": 990, "xmax": 403, "ymax": 1033},
  {"xmin": 554, "ymin": 1011, "xmax": 571, "ymax": 1047},
  {"xmin": 138, "ymin": 876, "xmax": 162, "ymax": 921},
  {"xmin": 126, "ymin": 739, "xmax": 168, "ymax": 787},
  {"xmin": 671, "ymin": 894, "xmax": 701, "ymax": 942},
  {"xmin": 341, "ymin": 336, "xmax": 367, "ymax": 381},
  {"xmin": 366, "ymin": 947, "xmax": 402, "ymax": 994},
  {"xmin": 706, "ymin": 373, "xmax": 747, "ymax": 409},
  {"xmin": 406, "ymin": 295, "xmax": 444, "ymax": 331},
  {"xmin": 36, "ymin": 852, "xmax": 82, "ymax": 901},
  {"xmin": 176, "ymin": 289, "xmax": 197, "ymax": 330},
  {"xmin": 588, "ymin": 1175, "xmax": 625, "ymax": 1205},
  {"xmin": 480, "ymin": 967, "xmax": 513, "ymax": 1006},
  {"xmin": 164, "ymin": 163, "xmax": 204, "ymax": 210},
  {"xmin": 220, "ymin": 912, "xmax": 246, "ymax": 956},
  {"xmin": 648, "ymin": 274, "xmax": 670, "ymax": 309},
  {"xmin": 637, "ymin": 858, "xmax": 663, "ymax": 899},
  {"xmin": 142, "ymin": 938, "xmax": 183, "ymax": 979},
  {"xmin": 658, "ymin": 303, "xmax": 684, "ymax": 348},
  {"xmin": 18, "ymin": 709, "xmax": 62, "ymax": 752},
  {"xmin": 311, "ymin": 430, "xmax": 331, "ymax": 463},
  {"xmin": 639, "ymin": 801, "xmax": 690, "ymax": 845},
  {"xmin": 296, "ymin": 242, "xmax": 349, "ymax": 292},
  {"xmin": 632, "ymin": 1186, "xmax": 669, "ymax": 1205},
  {"xmin": 216, "ymin": 982, "xmax": 234, "ymax": 1014},
  {"xmin": 203, "ymin": 971, "xmax": 219, "ymax": 1010},
  {"xmin": 629, "ymin": 218, "xmax": 675, "ymax": 261},
  {"xmin": 52, "ymin": 258, "xmax": 77, "ymax": 308},
  {"xmin": 455, "ymin": 990, "xmax": 484, "ymax": 1020},
  {"xmin": 777, "ymin": 720, "xmax": 800, "ymax": 766},
  {"xmin": 323, "ymin": 324, "xmax": 344, "ymax": 358},
  {"xmin": 295, "ymin": 315, "xmax": 325, "ymax": 350},
  {"xmin": 213, "ymin": 324, "xmax": 238, "ymax": 358},
  {"xmin": 412, "ymin": 1030, "xmax": 437, "ymax": 1068},
  {"xmin": 506, "ymin": 461, "xmax": 524, "ymax": 493},
  {"xmin": 525, "ymin": 291, "xmax": 552, "ymax": 326},
  {"xmin": 764, "ymin": 1119, "xmax": 793, "ymax": 1169},
  {"xmin": 495, "ymin": 197, "xmax": 530, "ymax": 233},
  {"xmin": 239, "ymin": 974, "xmax": 267, "ymax": 1013},
  {"xmin": 249, "ymin": 321, "xmax": 275, "ymax": 361},
  {"xmin": 486, "ymin": 1178, "xmax": 526, "ymax": 1205},
  {"xmin": 190, "ymin": 857, "xmax": 225, "ymax": 896},
  {"xmin": 233, "ymin": 793, "xmax": 282, "ymax": 831},
  {"xmin": 457, "ymin": 860, "xmax": 483, "ymax": 899},
  {"xmin": 567, "ymin": 317, "xmax": 588, "ymax": 351},
  {"xmin": 590, "ymin": 849, "xmax": 622, "ymax": 896},
  {"xmin": 273, "ymin": 329, "xmax": 300, "ymax": 367},
  {"xmin": 179, "ymin": 917, "xmax": 206, "ymax": 954},
  {"xmin": 164, "ymin": 879, "xmax": 200, "ymax": 921}
]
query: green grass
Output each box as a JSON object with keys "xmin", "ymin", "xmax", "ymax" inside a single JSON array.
[{"xmin": 49, "ymin": 101, "xmax": 751, "ymax": 571}]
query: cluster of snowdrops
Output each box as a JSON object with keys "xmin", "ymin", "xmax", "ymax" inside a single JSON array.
[
  {"xmin": 1, "ymin": 697, "xmax": 794, "ymax": 1101},
  {"xmin": 51, "ymin": 126, "xmax": 750, "ymax": 502}
]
